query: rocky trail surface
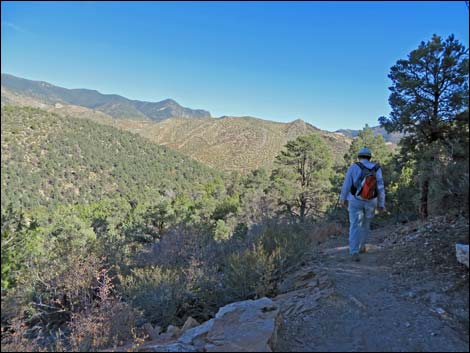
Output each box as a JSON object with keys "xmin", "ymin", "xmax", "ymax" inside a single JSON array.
[{"xmin": 275, "ymin": 217, "xmax": 469, "ymax": 352}]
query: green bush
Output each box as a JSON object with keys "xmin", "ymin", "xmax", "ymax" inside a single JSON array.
[
  {"xmin": 214, "ymin": 219, "xmax": 231, "ymax": 241},
  {"xmin": 1, "ymin": 206, "xmax": 44, "ymax": 290},
  {"xmin": 259, "ymin": 222, "xmax": 313, "ymax": 274},
  {"xmin": 223, "ymin": 245, "xmax": 276, "ymax": 301},
  {"xmin": 119, "ymin": 266, "xmax": 187, "ymax": 328}
]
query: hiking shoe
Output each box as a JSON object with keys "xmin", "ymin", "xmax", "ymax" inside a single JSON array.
[
  {"xmin": 359, "ymin": 246, "xmax": 367, "ymax": 254},
  {"xmin": 351, "ymin": 253, "xmax": 360, "ymax": 262}
]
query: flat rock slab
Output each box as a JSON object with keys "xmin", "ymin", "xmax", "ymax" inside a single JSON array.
[{"xmin": 205, "ymin": 297, "xmax": 281, "ymax": 352}]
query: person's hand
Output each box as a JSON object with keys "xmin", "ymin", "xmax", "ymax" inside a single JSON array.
[
  {"xmin": 342, "ymin": 200, "xmax": 348, "ymax": 208},
  {"xmin": 378, "ymin": 206, "xmax": 386, "ymax": 213}
]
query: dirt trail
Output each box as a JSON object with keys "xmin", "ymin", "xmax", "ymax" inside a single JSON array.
[{"xmin": 275, "ymin": 226, "xmax": 469, "ymax": 352}]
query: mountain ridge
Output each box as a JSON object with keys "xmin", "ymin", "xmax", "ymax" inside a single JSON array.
[
  {"xmin": 335, "ymin": 127, "xmax": 404, "ymax": 144},
  {"xmin": 1, "ymin": 74, "xmax": 354, "ymax": 172},
  {"xmin": 1, "ymin": 73, "xmax": 211, "ymax": 121}
]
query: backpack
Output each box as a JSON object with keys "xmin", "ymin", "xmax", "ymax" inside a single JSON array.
[{"xmin": 350, "ymin": 162, "xmax": 381, "ymax": 200}]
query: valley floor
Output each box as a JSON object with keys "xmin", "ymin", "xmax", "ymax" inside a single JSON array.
[{"xmin": 275, "ymin": 218, "xmax": 469, "ymax": 352}]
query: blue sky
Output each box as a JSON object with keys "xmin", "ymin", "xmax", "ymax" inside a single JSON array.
[{"xmin": 1, "ymin": 1, "xmax": 469, "ymax": 131}]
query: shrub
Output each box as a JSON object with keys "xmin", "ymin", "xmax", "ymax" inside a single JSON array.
[
  {"xmin": 0, "ymin": 317, "xmax": 45, "ymax": 352},
  {"xmin": 258, "ymin": 220, "xmax": 343, "ymax": 274},
  {"xmin": 259, "ymin": 222, "xmax": 312, "ymax": 274},
  {"xmin": 223, "ymin": 244, "xmax": 276, "ymax": 301},
  {"xmin": 68, "ymin": 270, "xmax": 141, "ymax": 352},
  {"xmin": 118, "ymin": 266, "xmax": 187, "ymax": 328},
  {"xmin": 181, "ymin": 258, "xmax": 226, "ymax": 323},
  {"xmin": 2, "ymin": 217, "xmax": 103, "ymax": 343},
  {"xmin": 214, "ymin": 219, "xmax": 231, "ymax": 241}
]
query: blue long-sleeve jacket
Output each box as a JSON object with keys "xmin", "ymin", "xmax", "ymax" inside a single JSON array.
[{"xmin": 340, "ymin": 159, "xmax": 385, "ymax": 208}]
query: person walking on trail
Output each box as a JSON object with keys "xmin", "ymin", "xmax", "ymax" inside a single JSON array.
[{"xmin": 340, "ymin": 147, "xmax": 385, "ymax": 262}]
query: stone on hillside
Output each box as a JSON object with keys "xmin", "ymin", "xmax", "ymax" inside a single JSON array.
[
  {"xmin": 181, "ymin": 316, "xmax": 200, "ymax": 334},
  {"xmin": 456, "ymin": 244, "xmax": 469, "ymax": 268},
  {"xmin": 204, "ymin": 297, "xmax": 281, "ymax": 352},
  {"xmin": 137, "ymin": 342, "xmax": 197, "ymax": 352},
  {"xmin": 178, "ymin": 319, "xmax": 214, "ymax": 347},
  {"xmin": 138, "ymin": 332, "xmax": 175, "ymax": 349},
  {"xmin": 166, "ymin": 325, "xmax": 181, "ymax": 338}
]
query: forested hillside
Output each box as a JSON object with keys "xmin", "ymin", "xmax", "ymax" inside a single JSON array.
[
  {"xmin": 2, "ymin": 78, "xmax": 354, "ymax": 173},
  {"xmin": 1, "ymin": 83, "xmax": 353, "ymax": 172},
  {"xmin": 119, "ymin": 116, "xmax": 352, "ymax": 172},
  {"xmin": 1, "ymin": 103, "xmax": 348, "ymax": 352},
  {"xmin": 1, "ymin": 106, "xmax": 222, "ymax": 209}
]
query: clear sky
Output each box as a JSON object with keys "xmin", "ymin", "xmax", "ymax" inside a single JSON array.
[{"xmin": 1, "ymin": 1, "xmax": 469, "ymax": 131}]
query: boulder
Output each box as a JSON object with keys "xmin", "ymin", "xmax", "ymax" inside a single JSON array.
[
  {"xmin": 181, "ymin": 317, "xmax": 200, "ymax": 334},
  {"xmin": 166, "ymin": 325, "xmax": 181, "ymax": 338},
  {"xmin": 456, "ymin": 244, "xmax": 469, "ymax": 268},
  {"xmin": 204, "ymin": 297, "xmax": 280, "ymax": 352},
  {"xmin": 137, "ymin": 332, "xmax": 175, "ymax": 350},
  {"xmin": 178, "ymin": 319, "xmax": 214, "ymax": 347},
  {"xmin": 140, "ymin": 298, "xmax": 281, "ymax": 352}
]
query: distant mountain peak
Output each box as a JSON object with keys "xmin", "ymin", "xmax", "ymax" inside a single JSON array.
[
  {"xmin": 1, "ymin": 73, "xmax": 211, "ymax": 121},
  {"xmin": 289, "ymin": 118, "xmax": 305, "ymax": 125},
  {"xmin": 160, "ymin": 98, "xmax": 178, "ymax": 104}
]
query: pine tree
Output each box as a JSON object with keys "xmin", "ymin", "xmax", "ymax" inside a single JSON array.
[
  {"xmin": 272, "ymin": 134, "xmax": 333, "ymax": 220},
  {"xmin": 344, "ymin": 124, "xmax": 393, "ymax": 166},
  {"xmin": 379, "ymin": 34, "xmax": 469, "ymax": 218}
]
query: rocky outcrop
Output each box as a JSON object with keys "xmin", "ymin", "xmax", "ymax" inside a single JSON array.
[
  {"xmin": 456, "ymin": 244, "xmax": 469, "ymax": 268},
  {"xmin": 204, "ymin": 298, "xmax": 280, "ymax": 352},
  {"xmin": 137, "ymin": 298, "xmax": 281, "ymax": 352}
]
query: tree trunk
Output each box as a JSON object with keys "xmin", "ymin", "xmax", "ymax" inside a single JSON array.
[
  {"xmin": 299, "ymin": 194, "xmax": 307, "ymax": 221},
  {"xmin": 420, "ymin": 178, "xmax": 430, "ymax": 219}
]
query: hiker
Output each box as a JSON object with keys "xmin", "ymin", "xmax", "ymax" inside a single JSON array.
[{"xmin": 340, "ymin": 147, "xmax": 385, "ymax": 261}]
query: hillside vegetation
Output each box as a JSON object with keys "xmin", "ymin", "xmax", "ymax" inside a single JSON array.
[
  {"xmin": 116, "ymin": 116, "xmax": 352, "ymax": 172},
  {"xmin": 1, "ymin": 105, "xmax": 347, "ymax": 352},
  {"xmin": 1, "ymin": 105, "xmax": 222, "ymax": 209},
  {"xmin": 2, "ymin": 83, "xmax": 353, "ymax": 172}
]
